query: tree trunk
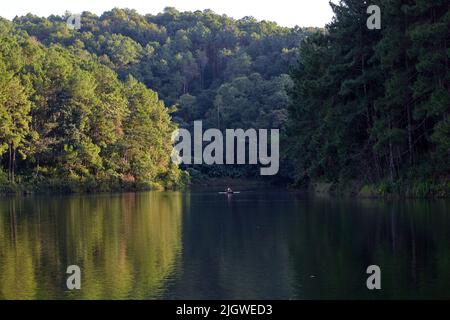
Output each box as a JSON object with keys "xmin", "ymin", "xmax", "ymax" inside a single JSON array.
[
  {"xmin": 12, "ymin": 146, "xmax": 16, "ymax": 183},
  {"xmin": 388, "ymin": 116, "xmax": 395, "ymax": 182},
  {"xmin": 407, "ymin": 103, "xmax": 413, "ymax": 165},
  {"xmin": 404, "ymin": 11, "xmax": 414, "ymax": 166},
  {"xmin": 8, "ymin": 143, "xmax": 12, "ymax": 182},
  {"xmin": 389, "ymin": 141, "xmax": 395, "ymax": 183}
]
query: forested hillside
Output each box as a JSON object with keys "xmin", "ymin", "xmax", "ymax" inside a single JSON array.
[
  {"xmin": 13, "ymin": 8, "xmax": 313, "ymax": 129},
  {"xmin": 9, "ymin": 7, "xmax": 314, "ymax": 180},
  {"xmin": 286, "ymin": 0, "xmax": 449, "ymax": 196},
  {"xmin": 0, "ymin": 18, "xmax": 183, "ymax": 193},
  {"xmin": 1, "ymin": 8, "xmax": 313, "ymax": 190},
  {"xmin": 1, "ymin": 2, "xmax": 448, "ymax": 196}
]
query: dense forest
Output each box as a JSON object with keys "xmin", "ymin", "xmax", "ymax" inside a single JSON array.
[
  {"xmin": 0, "ymin": 2, "xmax": 449, "ymax": 196},
  {"xmin": 0, "ymin": 18, "xmax": 184, "ymax": 192},
  {"xmin": 286, "ymin": 0, "xmax": 449, "ymax": 196},
  {"xmin": 0, "ymin": 7, "xmax": 312, "ymax": 191},
  {"xmin": 12, "ymin": 7, "xmax": 313, "ymax": 129},
  {"xmin": 10, "ymin": 7, "xmax": 315, "ymax": 180}
]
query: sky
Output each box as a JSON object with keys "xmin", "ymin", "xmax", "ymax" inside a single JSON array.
[{"xmin": 0, "ymin": 0, "xmax": 335, "ymax": 27}]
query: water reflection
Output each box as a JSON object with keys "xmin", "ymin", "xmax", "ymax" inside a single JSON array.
[
  {"xmin": 287, "ymin": 198, "xmax": 450, "ymax": 299},
  {"xmin": 167, "ymin": 192, "xmax": 450, "ymax": 299},
  {"xmin": 0, "ymin": 192, "xmax": 182, "ymax": 299},
  {"xmin": 0, "ymin": 191, "xmax": 449, "ymax": 300}
]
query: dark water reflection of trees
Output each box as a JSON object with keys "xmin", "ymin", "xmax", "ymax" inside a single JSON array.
[{"xmin": 0, "ymin": 192, "xmax": 449, "ymax": 300}]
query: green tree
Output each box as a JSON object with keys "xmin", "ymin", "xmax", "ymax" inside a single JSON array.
[{"xmin": 0, "ymin": 70, "xmax": 32, "ymax": 182}]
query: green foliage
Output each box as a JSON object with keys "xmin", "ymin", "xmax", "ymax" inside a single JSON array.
[
  {"xmin": 13, "ymin": 8, "xmax": 311, "ymax": 108},
  {"xmin": 5, "ymin": 4, "xmax": 447, "ymax": 193},
  {"xmin": 286, "ymin": 0, "xmax": 449, "ymax": 192},
  {"xmin": 9, "ymin": 8, "xmax": 317, "ymax": 181},
  {"xmin": 0, "ymin": 19, "xmax": 182, "ymax": 192}
]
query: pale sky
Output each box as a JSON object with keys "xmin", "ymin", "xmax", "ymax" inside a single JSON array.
[{"xmin": 0, "ymin": 0, "xmax": 335, "ymax": 27}]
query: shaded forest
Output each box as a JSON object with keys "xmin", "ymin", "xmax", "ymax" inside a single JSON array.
[
  {"xmin": 1, "ymin": 7, "xmax": 314, "ymax": 189},
  {"xmin": 0, "ymin": 2, "xmax": 449, "ymax": 196},
  {"xmin": 286, "ymin": 0, "xmax": 449, "ymax": 196}
]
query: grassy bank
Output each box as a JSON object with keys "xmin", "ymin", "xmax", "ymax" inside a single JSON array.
[
  {"xmin": 0, "ymin": 172, "xmax": 189, "ymax": 196},
  {"xmin": 311, "ymin": 178, "xmax": 450, "ymax": 199}
]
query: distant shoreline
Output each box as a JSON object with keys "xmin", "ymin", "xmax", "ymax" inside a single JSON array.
[{"xmin": 1, "ymin": 177, "xmax": 449, "ymax": 199}]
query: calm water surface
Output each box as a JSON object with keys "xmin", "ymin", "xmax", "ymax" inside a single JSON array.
[{"xmin": 0, "ymin": 191, "xmax": 449, "ymax": 299}]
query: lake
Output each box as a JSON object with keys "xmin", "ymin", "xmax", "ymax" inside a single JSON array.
[{"xmin": 0, "ymin": 190, "xmax": 449, "ymax": 299}]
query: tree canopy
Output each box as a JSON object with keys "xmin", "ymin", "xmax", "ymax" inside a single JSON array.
[
  {"xmin": 1, "ymin": 3, "xmax": 448, "ymax": 194},
  {"xmin": 8, "ymin": 8, "xmax": 316, "ymax": 181},
  {"xmin": 0, "ymin": 18, "xmax": 183, "ymax": 191},
  {"xmin": 286, "ymin": 0, "xmax": 449, "ymax": 196}
]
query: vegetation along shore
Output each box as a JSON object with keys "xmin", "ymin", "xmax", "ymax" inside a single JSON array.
[{"xmin": 1, "ymin": 2, "xmax": 449, "ymax": 197}]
